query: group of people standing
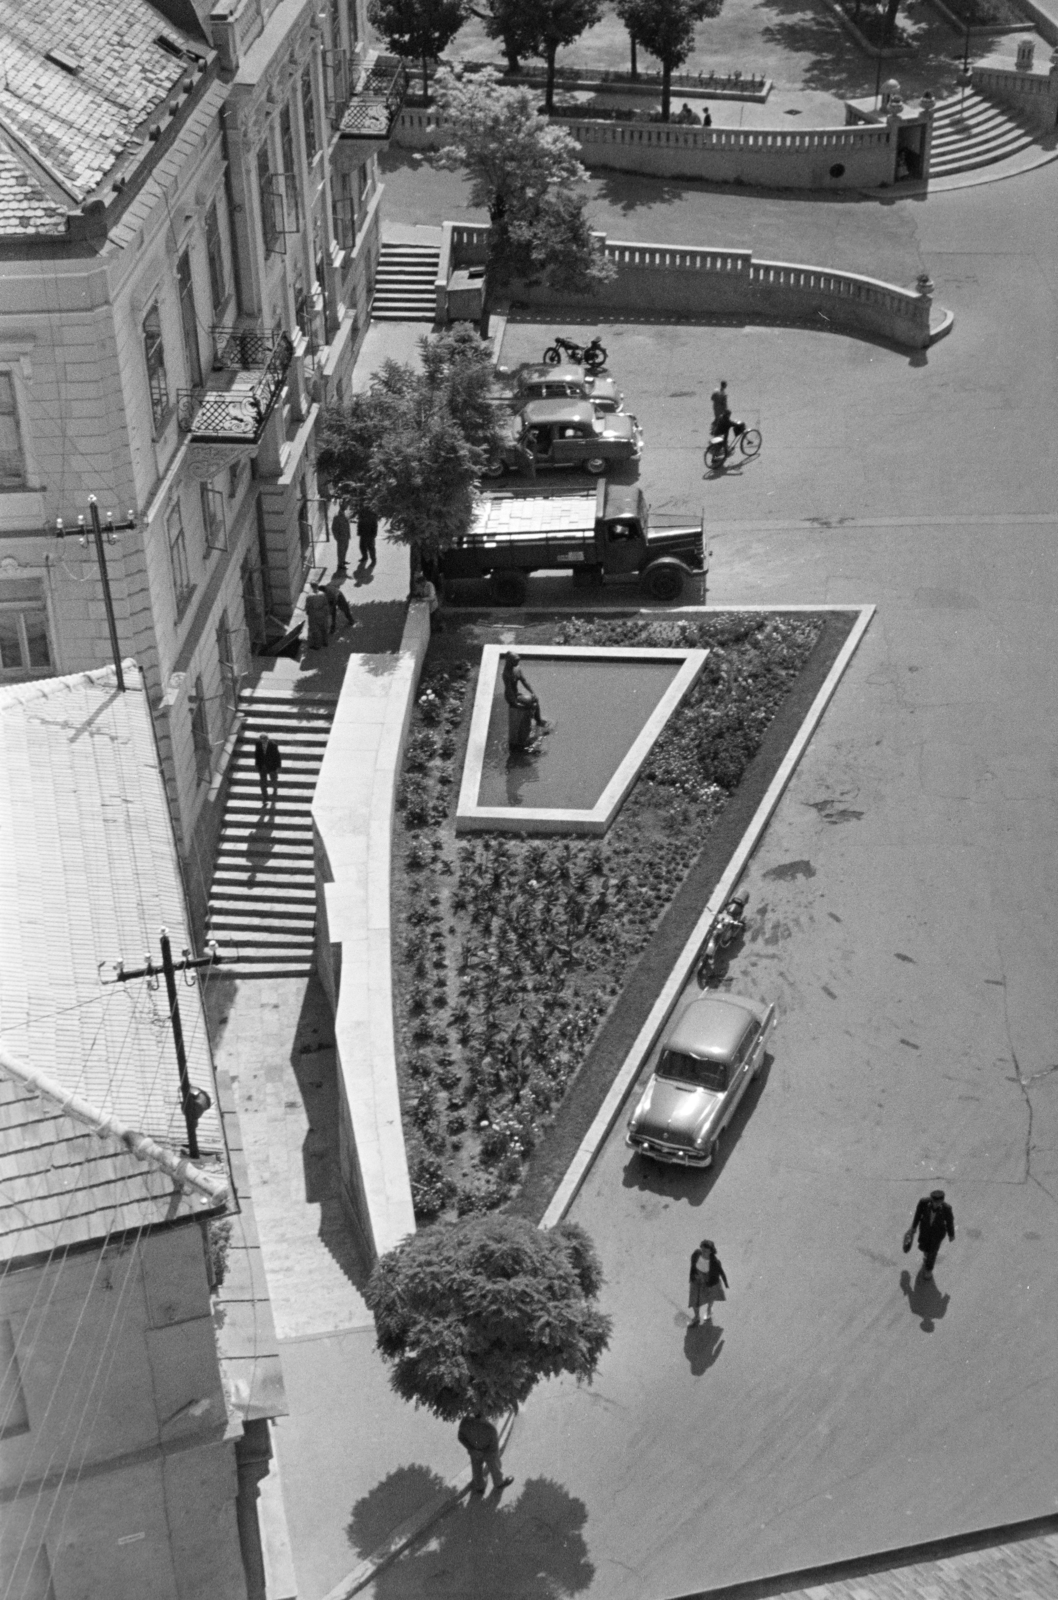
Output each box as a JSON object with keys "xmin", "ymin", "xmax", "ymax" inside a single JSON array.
[{"xmin": 304, "ymin": 495, "xmax": 379, "ymax": 651}]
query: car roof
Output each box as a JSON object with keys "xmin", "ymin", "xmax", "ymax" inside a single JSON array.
[
  {"xmin": 587, "ymin": 376, "xmax": 619, "ymax": 396},
  {"xmin": 522, "ymin": 398, "xmax": 596, "ymax": 424},
  {"xmin": 518, "ymin": 364, "xmax": 584, "ymax": 385},
  {"xmin": 600, "ymin": 411, "xmax": 636, "ymax": 438},
  {"xmin": 664, "ymin": 995, "xmax": 762, "ymax": 1062}
]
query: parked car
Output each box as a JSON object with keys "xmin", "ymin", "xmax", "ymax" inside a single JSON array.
[
  {"xmin": 488, "ymin": 399, "xmax": 643, "ymax": 479},
  {"xmin": 504, "ymin": 363, "xmax": 627, "ymax": 415},
  {"xmin": 625, "ymin": 992, "xmax": 775, "ymax": 1167}
]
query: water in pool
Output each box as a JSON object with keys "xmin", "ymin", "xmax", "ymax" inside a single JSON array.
[{"xmin": 478, "ymin": 657, "xmax": 681, "ymax": 812}]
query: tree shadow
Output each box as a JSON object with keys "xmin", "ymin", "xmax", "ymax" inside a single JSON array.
[
  {"xmin": 900, "ymin": 1267, "xmax": 950, "ymax": 1331},
  {"xmin": 349, "ymin": 1469, "xmax": 595, "ymax": 1599},
  {"xmin": 683, "ymin": 1318, "xmax": 726, "ymax": 1375}
]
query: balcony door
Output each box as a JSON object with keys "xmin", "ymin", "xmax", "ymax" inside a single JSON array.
[{"xmin": 177, "ymin": 249, "xmax": 203, "ymax": 389}]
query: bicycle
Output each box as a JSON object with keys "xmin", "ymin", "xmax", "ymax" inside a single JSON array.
[
  {"xmin": 705, "ymin": 420, "xmax": 762, "ymax": 470},
  {"xmin": 543, "ymin": 335, "xmax": 608, "ymax": 371}
]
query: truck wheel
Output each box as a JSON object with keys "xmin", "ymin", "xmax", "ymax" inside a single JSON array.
[
  {"xmin": 483, "ymin": 458, "xmax": 506, "ymax": 479},
  {"xmin": 490, "ymin": 572, "xmax": 527, "ymax": 606},
  {"xmin": 585, "ymin": 458, "xmax": 608, "ymax": 477},
  {"xmin": 642, "ymin": 564, "xmax": 685, "ymax": 603}
]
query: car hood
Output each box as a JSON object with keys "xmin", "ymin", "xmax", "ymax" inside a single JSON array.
[{"xmin": 630, "ymin": 1075, "xmax": 721, "ymax": 1143}]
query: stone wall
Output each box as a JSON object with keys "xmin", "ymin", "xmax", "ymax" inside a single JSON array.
[{"xmin": 973, "ymin": 62, "xmax": 1058, "ymax": 129}]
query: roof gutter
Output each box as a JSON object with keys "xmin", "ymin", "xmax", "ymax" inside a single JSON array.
[{"xmin": 0, "ymin": 1039, "xmax": 230, "ymax": 1209}]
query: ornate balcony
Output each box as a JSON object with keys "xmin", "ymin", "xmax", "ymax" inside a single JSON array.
[
  {"xmin": 177, "ymin": 330, "xmax": 294, "ymax": 445},
  {"xmin": 338, "ymin": 54, "xmax": 407, "ymax": 142}
]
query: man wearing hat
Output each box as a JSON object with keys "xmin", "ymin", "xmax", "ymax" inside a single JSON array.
[{"xmin": 903, "ymin": 1189, "xmax": 955, "ymax": 1280}]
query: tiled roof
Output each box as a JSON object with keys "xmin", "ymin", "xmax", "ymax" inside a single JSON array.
[
  {"xmin": 0, "ymin": 664, "xmax": 224, "ymax": 1181},
  {"xmin": 0, "ymin": 139, "xmax": 66, "ymax": 236},
  {"xmin": 0, "ymin": 1074, "xmax": 220, "ymax": 1261},
  {"xmin": 0, "ymin": 0, "xmax": 202, "ymax": 230}
]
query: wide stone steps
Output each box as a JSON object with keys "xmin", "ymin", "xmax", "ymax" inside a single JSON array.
[
  {"xmin": 206, "ymin": 686, "xmax": 336, "ymax": 979},
  {"xmin": 929, "ymin": 89, "xmax": 1038, "ymax": 177},
  {"xmin": 372, "ymin": 242, "xmax": 440, "ymax": 321}
]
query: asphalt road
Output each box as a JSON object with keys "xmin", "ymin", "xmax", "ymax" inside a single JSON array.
[{"xmin": 365, "ymin": 163, "xmax": 1058, "ymax": 1599}]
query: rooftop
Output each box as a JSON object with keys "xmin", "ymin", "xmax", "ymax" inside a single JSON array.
[
  {"xmin": 0, "ymin": 0, "xmax": 204, "ymax": 236},
  {"xmin": 0, "ymin": 662, "xmax": 228, "ymax": 1260}
]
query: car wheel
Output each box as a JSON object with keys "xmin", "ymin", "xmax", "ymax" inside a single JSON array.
[
  {"xmin": 483, "ymin": 459, "xmax": 506, "ymax": 479},
  {"xmin": 585, "ymin": 457, "xmax": 608, "ymax": 477}
]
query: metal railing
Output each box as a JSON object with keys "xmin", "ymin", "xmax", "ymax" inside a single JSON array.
[
  {"xmin": 339, "ymin": 54, "xmax": 407, "ymax": 139},
  {"xmin": 177, "ymin": 331, "xmax": 295, "ymax": 443}
]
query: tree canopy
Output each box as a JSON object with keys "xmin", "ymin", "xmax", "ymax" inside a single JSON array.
[
  {"xmin": 435, "ymin": 68, "xmax": 614, "ymax": 296},
  {"xmin": 615, "ymin": 0, "xmax": 722, "ymax": 120},
  {"xmin": 364, "ymin": 1214, "xmax": 613, "ymax": 1420},
  {"xmin": 367, "ymin": 0, "xmax": 467, "ymax": 99},
  {"xmin": 315, "ymin": 326, "xmax": 502, "ymax": 558},
  {"xmin": 482, "ymin": 0, "xmax": 602, "ymax": 111}
]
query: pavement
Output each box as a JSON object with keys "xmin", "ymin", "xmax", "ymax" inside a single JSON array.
[{"xmin": 341, "ymin": 122, "xmax": 1058, "ymax": 1600}]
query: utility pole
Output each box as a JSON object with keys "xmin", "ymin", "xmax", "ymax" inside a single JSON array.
[
  {"xmin": 54, "ymin": 495, "xmax": 137, "ymax": 692},
  {"xmin": 109, "ymin": 929, "xmax": 222, "ymax": 1158}
]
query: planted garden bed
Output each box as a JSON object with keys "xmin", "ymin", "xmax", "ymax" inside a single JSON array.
[{"xmin": 392, "ymin": 611, "xmax": 840, "ymax": 1224}]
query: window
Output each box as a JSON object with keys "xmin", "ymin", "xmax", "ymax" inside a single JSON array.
[
  {"xmin": 167, "ymin": 500, "xmax": 194, "ymax": 615},
  {"xmin": 205, "ymin": 199, "xmax": 227, "ymax": 315},
  {"xmin": 0, "ymin": 373, "xmax": 26, "ymax": 487},
  {"xmin": 0, "ymin": 1320, "xmax": 30, "ymax": 1438},
  {"xmin": 279, "ymin": 105, "xmax": 300, "ymax": 229},
  {"xmin": 190, "ymin": 673, "xmax": 211, "ymax": 784},
  {"xmin": 329, "ymin": 0, "xmax": 343, "ymax": 48},
  {"xmin": 216, "ymin": 608, "xmax": 237, "ymax": 716},
  {"xmin": 301, "ymin": 66, "xmax": 318, "ymax": 163},
  {"xmin": 0, "ymin": 579, "xmax": 51, "ymax": 678},
  {"xmin": 142, "ymin": 304, "xmax": 169, "ymax": 433},
  {"xmin": 241, "ymin": 548, "xmax": 266, "ymax": 647},
  {"xmin": 200, "ymin": 482, "xmax": 227, "ymax": 555},
  {"xmin": 177, "ymin": 249, "xmax": 203, "ymax": 389},
  {"xmin": 227, "ymin": 459, "xmax": 241, "ymax": 499},
  {"xmin": 257, "ymin": 143, "xmax": 279, "ymax": 256},
  {"xmin": 332, "ymin": 169, "xmax": 356, "ymax": 251}
]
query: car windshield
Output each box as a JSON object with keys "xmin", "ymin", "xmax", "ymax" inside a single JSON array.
[{"xmin": 657, "ymin": 1049, "xmax": 727, "ymax": 1091}]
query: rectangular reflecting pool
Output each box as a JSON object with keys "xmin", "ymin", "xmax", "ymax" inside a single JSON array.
[{"xmin": 479, "ymin": 657, "xmax": 681, "ymax": 811}]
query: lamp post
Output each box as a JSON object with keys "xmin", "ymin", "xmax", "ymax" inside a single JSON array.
[{"xmin": 54, "ymin": 495, "xmax": 137, "ymax": 691}]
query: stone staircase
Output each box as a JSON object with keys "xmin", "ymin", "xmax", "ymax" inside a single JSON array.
[
  {"xmin": 371, "ymin": 240, "xmax": 439, "ymax": 321},
  {"xmin": 929, "ymin": 89, "xmax": 1038, "ymax": 178},
  {"xmin": 207, "ymin": 686, "xmax": 336, "ymax": 980}
]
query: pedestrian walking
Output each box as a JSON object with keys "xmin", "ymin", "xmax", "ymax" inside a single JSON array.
[
  {"xmin": 688, "ymin": 1239, "xmax": 728, "ymax": 1326},
  {"xmin": 903, "ymin": 1189, "xmax": 955, "ymax": 1280},
  {"xmin": 331, "ymin": 502, "xmax": 351, "ymax": 571},
  {"xmin": 323, "ymin": 572, "xmax": 354, "ymax": 633},
  {"xmin": 357, "ymin": 502, "xmax": 378, "ymax": 567},
  {"xmin": 305, "ymin": 586, "xmax": 331, "ymax": 650},
  {"xmin": 253, "ymin": 732, "xmax": 282, "ymax": 804},
  {"xmin": 457, "ymin": 1413, "xmax": 513, "ymax": 1496}
]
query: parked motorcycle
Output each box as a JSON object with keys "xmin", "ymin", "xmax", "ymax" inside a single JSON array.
[
  {"xmin": 543, "ymin": 335, "xmax": 608, "ymax": 371},
  {"xmin": 697, "ymin": 892, "xmax": 749, "ymax": 984}
]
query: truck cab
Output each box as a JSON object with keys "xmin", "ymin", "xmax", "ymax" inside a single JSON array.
[{"xmin": 489, "ymin": 399, "xmax": 643, "ymax": 479}]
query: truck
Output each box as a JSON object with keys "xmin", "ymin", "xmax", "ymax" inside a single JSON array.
[
  {"xmin": 438, "ymin": 483, "xmax": 706, "ymax": 605},
  {"xmin": 485, "ymin": 398, "xmax": 642, "ymax": 480}
]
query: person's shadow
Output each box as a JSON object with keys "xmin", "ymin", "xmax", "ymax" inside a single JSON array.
[
  {"xmin": 683, "ymin": 1319, "xmax": 725, "ymax": 1376},
  {"xmin": 352, "ymin": 556, "xmax": 375, "ymax": 588},
  {"xmin": 900, "ymin": 1268, "xmax": 950, "ymax": 1332},
  {"xmin": 347, "ymin": 1466, "xmax": 594, "ymax": 1599}
]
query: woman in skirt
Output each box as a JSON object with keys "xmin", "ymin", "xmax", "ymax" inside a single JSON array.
[{"xmin": 689, "ymin": 1239, "xmax": 728, "ymax": 1326}]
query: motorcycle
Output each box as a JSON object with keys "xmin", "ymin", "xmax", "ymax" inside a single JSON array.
[
  {"xmin": 697, "ymin": 892, "xmax": 749, "ymax": 985},
  {"xmin": 543, "ymin": 335, "xmax": 608, "ymax": 372}
]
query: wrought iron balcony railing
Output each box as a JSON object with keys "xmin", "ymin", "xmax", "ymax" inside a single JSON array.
[
  {"xmin": 338, "ymin": 55, "xmax": 407, "ymax": 141},
  {"xmin": 177, "ymin": 330, "xmax": 294, "ymax": 444}
]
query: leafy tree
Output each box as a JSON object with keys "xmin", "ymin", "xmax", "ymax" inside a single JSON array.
[
  {"xmin": 364, "ymin": 1214, "xmax": 612, "ymax": 1420},
  {"xmin": 498, "ymin": 0, "xmax": 602, "ymax": 112},
  {"xmin": 615, "ymin": 0, "xmax": 723, "ymax": 121},
  {"xmin": 367, "ymin": 0, "xmax": 467, "ymax": 99},
  {"xmin": 315, "ymin": 327, "xmax": 503, "ymax": 563},
  {"xmin": 475, "ymin": 0, "xmax": 541, "ymax": 75},
  {"xmin": 435, "ymin": 68, "xmax": 614, "ymax": 304}
]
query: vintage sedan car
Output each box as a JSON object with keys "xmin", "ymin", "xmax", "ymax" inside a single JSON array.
[
  {"xmin": 504, "ymin": 363, "xmax": 627, "ymax": 415},
  {"xmin": 488, "ymin": 399, "xmax": 643, "ymax": 479},
  {"xmin": 625, "ymin": 992, "xmax": 775, "ymax": 1167}
]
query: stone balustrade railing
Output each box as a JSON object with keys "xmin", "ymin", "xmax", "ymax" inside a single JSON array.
[{"xmin": 972, "ymin": 62, "xmax": 1058, "ymax": 129}]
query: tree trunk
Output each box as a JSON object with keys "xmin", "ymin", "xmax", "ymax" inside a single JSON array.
[
  {"xmin": 504, "ymin": 36, "xmax": 520, "ymax": 74},
  {"xmin": 545, "ymin": 44, "xmax": 557, "ymax": 111},
  {"xmin": 422, "ymin": 54, "xmax": 429, "ymax": 99},
  {"xmin": 882, "ymin": 0, "xmax": 901, "ymax": 43},
  {"xmin": 661, "ymin": 62, "xmax": 672, "ymax": 121},
  {"xmin": 629, "ymin": 30, "xmax": 638, "ymax": 79}
]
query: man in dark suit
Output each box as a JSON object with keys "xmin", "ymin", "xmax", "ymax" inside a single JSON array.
[
  {"xmin": 253, "ymin": 732, "xmax": 282, "ymax": 805},
  {"xmin": 903, "ymin": 1189, "xmax": 955, "ymax": 1280}
]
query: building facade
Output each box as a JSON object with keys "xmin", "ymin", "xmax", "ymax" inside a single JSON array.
[{"xmin": 0, "ymin": 0, "xmax": 400, "ymax": 924}]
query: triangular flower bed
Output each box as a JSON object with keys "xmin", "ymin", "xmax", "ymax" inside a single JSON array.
[{"xmin": 392, "ymin": 610, "xmax": 856, "ymax": 1224}]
